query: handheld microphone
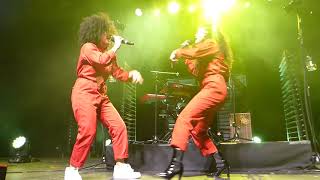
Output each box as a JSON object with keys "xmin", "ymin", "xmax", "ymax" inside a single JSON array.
[
  {"xmin": 111, "ymin": 36, "xmax": 134, "ymax": 45},
  {"xmin": 180, "ymin": 40, "xmax": 191, "ymax": 48},
  {"xmin": 170, "ymin": 40, "xmax": 190, "ymax": 68}
]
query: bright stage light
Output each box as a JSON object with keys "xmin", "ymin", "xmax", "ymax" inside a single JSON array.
[
  {"xmin": 201, "ymin": 0, "xmax": 236, "ymax": 33},
  {"xmin": 188, "ymin": 4, "xmax": 196, "ymax": 13},
  {"xmin": 244, "ymin": 2, "xmax": 251, "ymax": 8},
  {"xmin": 252, "ymin": 136, "xmax": 262, "ymax": 143},
  {"xmin": 135, "ymin": 8, "xmax": 143, "ymax": 16},
  {"xmin": 9, "ymin": 136, "xmax": 31, "ymax": 163},
  {"xmin": 168, "ymin": 2, "xmax": 180, "ymax": 14},
  {"xmin": 154, "ymin": 9, "xmax": 161, "ymax": 16},
  {"xmin": 12, "ymin": 136, "xmax": 26, "ymax": 149},
  {"xmin": 202, "ymin": 0, "xmax": 236, "ymax": 18}
]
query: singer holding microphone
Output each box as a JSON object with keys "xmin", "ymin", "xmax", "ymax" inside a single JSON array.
[
  {"xmin": 158, "ymin": 25, "xmax": 233, "ymax": 180},
  {"xmin": 64, "ymin": 12, "xmax": 143, "ymax": 180}
]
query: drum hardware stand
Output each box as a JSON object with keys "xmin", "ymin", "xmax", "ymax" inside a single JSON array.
[
  {"xmin": 225, "ymin": 74, "xmax": 252, "ymax": 142},
  {"xmin": 160, "ymin": 105, "xmax": 180, "ymax": 143},
  {"xmin": 81, "ymin": 124, "xmax": 113, "ymax": 171},
  {"xmin": 148, "ymin": 71, "xmax": 179, "ymax": 144}
]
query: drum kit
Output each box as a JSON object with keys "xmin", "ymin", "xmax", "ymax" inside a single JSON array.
[{"xmin": 141, "ymin": 71, "xmax": 198, "ymax": 143}]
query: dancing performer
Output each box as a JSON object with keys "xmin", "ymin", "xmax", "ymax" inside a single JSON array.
[
  {"xmin": 64, "ymin": 12, "xmax": 143, "ymax": 180},
  {"xmin": 159, "ymin": 25, "xmax": 233, "ymax": 179}
]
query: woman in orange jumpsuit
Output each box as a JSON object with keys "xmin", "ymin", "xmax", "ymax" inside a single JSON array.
[
  {"xmin": 64, "ymin": 13, "xmax": 143, "ymax": 180},
  {"xmin": 159, "ymin": 26, "xmax": 233, "ymax": 179}
]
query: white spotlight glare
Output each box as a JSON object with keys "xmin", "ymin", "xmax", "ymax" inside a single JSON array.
[
  {"xmin": 12, "ymin": 136, "xmax": 26, "ymax": 149},
  {"xmin": 135, "ymin": 8, "xmax": 143, "ymax": 16},
  {"xmin": 222, "ymin": 0, "xmax": 237, "ymax": 12},
  {"xmin": 252, "ymin": 136, "xmax": 262, "ymax": 143},
  {"xmin": 188, "ymin": 4, "xmax": 196, "ymax": 13},
  {"xmin": 168, "ymin": 2, "xmax": 180, "ymax": 14},
  {"xmin": 244, "ymin": 2, "xmax": 251, "ymax": 8},
  {"xmin": 202, "ymin": 0, "xmax": 236, "ymax": 17},
  {"xmin": 154, "ymin": 9, "xmax": 161, "ymax": 16}
]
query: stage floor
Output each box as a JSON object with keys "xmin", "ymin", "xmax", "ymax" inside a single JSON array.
[{"xmin": 1, "ymin": 158, "xmax": 319, "ymax": 180}]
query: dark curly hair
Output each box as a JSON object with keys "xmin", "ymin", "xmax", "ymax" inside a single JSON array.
[{"xmin": 78, "ymin": 12, "xmax": 117, "ymax": 46}]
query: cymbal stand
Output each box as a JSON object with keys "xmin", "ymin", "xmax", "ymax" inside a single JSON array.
[
  {"xmin": 226, "ymin": 74, "xmax": 252, "ymax": 142},
  {"xmin": 149, "ymin": 71, "xmax": 179, "ymax": 143}
]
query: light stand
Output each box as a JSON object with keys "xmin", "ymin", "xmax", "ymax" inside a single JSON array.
[
  {"xmin": 8, "ymin": 136, "xmax": 32, "ymax": 163},
  {"xmin": 284, "ymin": 0, "xmax": 320, "ymax": 166},
  {"xmin": 296, "ymin": 11, "xmax": 320, "ymax": 165}
]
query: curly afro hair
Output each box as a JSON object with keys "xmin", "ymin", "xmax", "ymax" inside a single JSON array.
[{"xmin": 78, "ymin": 12, "xmax": 117, "ymax": 46}]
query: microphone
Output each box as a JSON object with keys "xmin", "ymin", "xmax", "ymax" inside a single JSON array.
[
  {"xmin": 170, "ymin": 40, "xmax": 190, "ymax": 68},
  {"xmin": 180, "ymin": 40, "xmax": 191, "ymax": 48},
  {"xmin": 111, "ymin": 36, "xmax": 134, "ymax": 45}
]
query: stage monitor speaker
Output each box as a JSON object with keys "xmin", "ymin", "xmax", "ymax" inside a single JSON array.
[
  {"xmin": 229, "ymin": 113, "xmax": 252, "ymax": 141},
  {"xmin": 0, "ymin": 164, "xmax": 7, "ymax": 180}
]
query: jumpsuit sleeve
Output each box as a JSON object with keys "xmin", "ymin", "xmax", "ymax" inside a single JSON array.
[
  {"xmin": 175, "ymin": 40, "xmax": 219, "ymax": 60},
  {"xmin": 82, "ymin": 43, "xmax": 116, "ymax": 65},
  {"xmin": 111, "ymin": 60, "xmax": 130, "ymax": 82},
  {"xmin": 184, "ymin": 59, "xmax": 198, "ymax": 76}
]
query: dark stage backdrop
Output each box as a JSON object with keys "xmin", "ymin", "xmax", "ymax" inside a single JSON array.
[{"xmin": 0, "ymin": 0, "xmax": 319, "ymax": 157}]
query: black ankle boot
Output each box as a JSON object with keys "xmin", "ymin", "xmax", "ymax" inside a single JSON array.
[
  {"xmin": 158, "ymin": 148, "xmax": 184, "ymax": 180},
  {"xmin": 209, "ymin": 152, "xmax": 230, "ymax": 179}
]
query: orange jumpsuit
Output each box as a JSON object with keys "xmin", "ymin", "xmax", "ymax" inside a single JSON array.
[
  {"xmin": 70, "ymin": 43, "xmax": 130, "ymax": 168},
  {"xmin": 170, "ymin": 39, "xmax": 229, "ymax": 156}
]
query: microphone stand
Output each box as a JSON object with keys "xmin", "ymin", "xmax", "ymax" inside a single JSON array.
[{"xmin": 150, "ymin": 70, "xmax": 179, "ymax": 76}]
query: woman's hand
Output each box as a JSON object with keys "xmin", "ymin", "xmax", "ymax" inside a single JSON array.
[
  {"xmin": 110, "ymin": 35, "xmax": 123, "ymax": 53},
  {"xmin": 170, "ymin": 50, "xmax": 178, "ymax": 62},
  {"xmin": 129, "ymin": 70, "xmax": 144, "ymax": 84}
]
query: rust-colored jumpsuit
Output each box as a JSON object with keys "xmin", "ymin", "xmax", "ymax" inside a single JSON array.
[
  {"xmin": 70, "ymin": 43, "xmax": 130, "ymax": 168},
  {"xmin": 170, "ymin": 39, "xmax": 229, "ymax": 156}
]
